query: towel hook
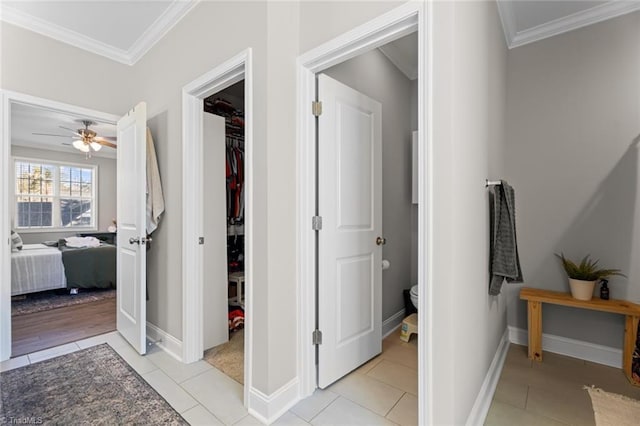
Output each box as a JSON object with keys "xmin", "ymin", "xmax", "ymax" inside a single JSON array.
[{"xmin": 485, "ymin": 179, "xmax": 502, "ymax": 188}]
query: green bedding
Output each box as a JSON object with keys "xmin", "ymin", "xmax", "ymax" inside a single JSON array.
[{"xmin": 60, "ymin": 244, "xmax": 116, "ymax": 289}]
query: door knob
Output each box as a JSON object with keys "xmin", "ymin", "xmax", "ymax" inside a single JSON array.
[
  {"xmin": 376, "ymin": 237, "xmax": 386, "ymax": 246},
  {"xmin": 129, "ymin": 236, "xmax": 152, "ymax": 245}
]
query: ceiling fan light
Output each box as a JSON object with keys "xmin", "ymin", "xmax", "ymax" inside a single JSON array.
[
  {"xmin": 73, "ymin": 140, "xmax": 90, "ymax": 153},
  {"xmin": 90, "ymin": 142, "xmax": 102, "ymax": 151}
]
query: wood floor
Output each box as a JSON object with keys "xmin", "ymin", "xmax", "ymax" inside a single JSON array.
[{"xmin": 12, "ymin": 298, "xmax": 116, "ymax": 357}]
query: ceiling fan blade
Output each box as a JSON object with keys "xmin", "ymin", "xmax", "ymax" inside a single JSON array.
[
  {"xmin": 59, "ymin": 126, "xmax": 82, "ymax": 137},
  {"xmin": 96, "ymin": 140, "xmax": 117, "ymax": 149},
  {"xmin": 94, "ymin": 136, "xmax": 117, "ymax": 142},
  {"xmin": 32, "ymin": 132, "xmax": 70, "ymax": 138}
]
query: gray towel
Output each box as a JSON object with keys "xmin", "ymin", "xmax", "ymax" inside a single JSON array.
[{"xmin": 489, "ymin": 180, "xmax": 523, "ymax": 295}]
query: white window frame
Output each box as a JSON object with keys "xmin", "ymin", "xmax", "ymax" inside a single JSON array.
[{"xmin": 12, "ymin": 156, "xmax": 99, "ymax": 233}]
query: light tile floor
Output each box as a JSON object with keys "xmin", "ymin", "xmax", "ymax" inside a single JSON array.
[
  {"xmin": 485, "ymin": 344, "xmax": 640, "ymax": 425},
  {"xmin": 0, "ymin": 327, "xmax": 418, "ymax": 425},
  {"xmin": 290, "ymin": 328, "xmax": 418, "ymax": 426}
]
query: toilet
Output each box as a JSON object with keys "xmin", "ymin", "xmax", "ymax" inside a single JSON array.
[
  {"xmin": 410, "ymin": 284, "xmax": 418, "ymax": 310},
  {"xmin": 401, "ymin": 285, "xmax": 419, "ymax": 342}
]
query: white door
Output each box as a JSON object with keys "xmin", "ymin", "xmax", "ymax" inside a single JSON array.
[
  {"xmin": 317, "ymin": 74, "xmax": 382, "ymax": 388},
  {"xmin": 116, "ymin": 102, "xmax": 148, "ymax": 355},
  {"xmin": 203, "ymin": 112, "xmax": 229, "ymax": 350}
]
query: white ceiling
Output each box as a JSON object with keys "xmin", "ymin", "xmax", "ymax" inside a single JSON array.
[
  {"xmin": 0, "ymin": 0, "xmax": 199, "ymax": 65},
  {"xmin": 11, "ymin": 103, "xmax": 117, "ymax": 159},
  {"xmin": 379, "ymin": 32, "xmax": 418, "ymax": 81}
]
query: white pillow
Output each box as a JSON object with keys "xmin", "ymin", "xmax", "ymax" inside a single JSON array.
[{"xmin": 11, "ymin": 230, "xmax": 23, "ymax": 252}]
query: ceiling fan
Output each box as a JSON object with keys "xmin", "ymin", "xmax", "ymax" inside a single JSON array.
[{"xmin": 33, "ymin": 119, "xmax": 117, "ymax": 153}]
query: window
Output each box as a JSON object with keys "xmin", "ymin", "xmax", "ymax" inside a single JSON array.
[{"xmin": 14, "ymin": 158, "xmax": 97, "ymax": 231}]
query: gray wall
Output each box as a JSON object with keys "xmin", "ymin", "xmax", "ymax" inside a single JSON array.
[
  {"xmin": 505, "ymin": 11, "xmax": 640, "ymax": 348},
  {"xmin": 10, "ymin": 145, "xmax": 117, "ymax": 244},
  {"xmin": 324, "ymin": 48, "xmax": 415, "ymax": 322}
]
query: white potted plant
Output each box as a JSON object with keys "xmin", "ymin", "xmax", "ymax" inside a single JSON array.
[{"xmin": 556, "ymin": 253, "xmax": 625, "ymax": 301}]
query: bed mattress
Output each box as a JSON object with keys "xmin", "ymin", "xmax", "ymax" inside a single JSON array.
[{"xmin": 11, "ymin": 244, "xmax": 67, "ymax": 296}]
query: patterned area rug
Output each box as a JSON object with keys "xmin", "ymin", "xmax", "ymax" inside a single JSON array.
[
  {"xmin": 204, "ymin": 329, "xmax": 244, "ymax": 384},
  {"xmin": 11, "ymin": 289, "xmax": 116, "ymax": 317},
  {"xmin": 0, "ymin": 344, "xmax": 186, "ymax": 425},
  {"xmin": 586, "ymin": 386, "xmax": 640, "ymax": 426}
]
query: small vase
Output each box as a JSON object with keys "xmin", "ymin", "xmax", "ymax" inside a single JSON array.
[{"xmin": 569, "ymin": 278, "xmax": 597, "ymax": 301}]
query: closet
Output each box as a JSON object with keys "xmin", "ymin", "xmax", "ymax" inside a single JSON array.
[{"xmin": 202, "ymin": 80, "xmax": 246, "ymax": 385}]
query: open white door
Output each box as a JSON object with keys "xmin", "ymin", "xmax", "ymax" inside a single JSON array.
[
  {"xmin": 117, "ymin": 102, "xmax": 147, "ymax": 355},
  {"xmin": 203, "ymin": 112, "xmax": 229, "ymax": 350},
  {"xmin": 317, "ymin": 74, "xmax": 382, "ymax": 388}
]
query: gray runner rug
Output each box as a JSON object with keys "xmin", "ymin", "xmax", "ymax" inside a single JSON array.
[{"xmin": 0, "ymin": 344, "xmax": 187, "ymax": 425}]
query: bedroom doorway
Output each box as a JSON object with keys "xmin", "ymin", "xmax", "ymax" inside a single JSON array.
[{"xmin": 0, "ymin": 92, "xmax": 128, "ymax": 361}]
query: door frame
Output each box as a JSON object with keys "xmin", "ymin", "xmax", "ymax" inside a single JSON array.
[
  {"xmin": 181, "ymin": 48, "xmax": 253, "ymax": 405},
  {"xmin": 295, "ymin": 2, "xmax": 432, "ymax": 424},
  {"xmin": 0, "ymin": 90, "xmax": 119, "ymax": 361}
]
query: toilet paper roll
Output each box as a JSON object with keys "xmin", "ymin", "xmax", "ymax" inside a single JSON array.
[{"xmin": 382, "ymin": 259, "xmax": 391, "ymax": 270}]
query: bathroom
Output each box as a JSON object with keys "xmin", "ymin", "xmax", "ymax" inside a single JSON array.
[
  {"xmin": 325, "ymin": 31, "xmax": 419, "ymax": 338},
  {"xmin": 317, "ymin": 31, "xmax": 419, "ymax": 423}
]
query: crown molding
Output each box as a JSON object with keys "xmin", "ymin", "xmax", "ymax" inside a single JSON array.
[
  {"xmin": 127, "ymin": 0, "xmax": 200, "ymax": 65},
  {"xmin": 0, "ymin": 0, "xmax": 199, "ymax": 66},
  {"xmin": 496, "ymin": 1, "xmax": 518, "ymax": 49},
  {"xmin": 497, "ymin": 0, "xmax": 640, "ymax": 49}
]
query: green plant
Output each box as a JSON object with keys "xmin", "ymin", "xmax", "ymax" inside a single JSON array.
[{"xmin": 555, "ymin": 253, "xmax": 626, "ymax": 281}]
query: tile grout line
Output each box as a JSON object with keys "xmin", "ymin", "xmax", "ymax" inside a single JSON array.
[
  {"xmin": 306, "ymin": 394, "xmax": 342, "ymax": 424},
  {"xmin": 361, "ymin": 365, "xmax": 418, "ymax": 396},
  {"xmin": 140, "ymin": 358, "xmax": 229, "ymax": 423},
  {"xmin": 383, "ymin": 391, "xmax": 406, "ymax": 418},
  {"xmin": 301, "ymin": 391, "xmax": 341, "ymax": 424},
  {"xmin": 330, "ymin": 393, "xmax": 403, "ymax": 422},
  {"xmin": 176, "ymin": 371, "xmax": 239, "ymax": 425}
]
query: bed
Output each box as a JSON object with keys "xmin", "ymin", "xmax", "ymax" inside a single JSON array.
[
  {"xmin": 11, "ymin": 244, "xmax": 67, "ymax": 296},
  {"xmin": 11, "ymin": 242, "xmax": 117, "ymax": 296},
  {"xmin": 59, "ymin": 243, "xmax": 116, "ymax": 289}
]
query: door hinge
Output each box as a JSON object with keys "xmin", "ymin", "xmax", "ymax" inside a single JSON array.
[
  {"xmin": 312, "ymin": 216, "xmax": 323, "ymax": 231},
  {"xmin": 198, "ymin": 237, "xmax": 204, "ymax": 245},
  {"xmin": 312, "ymin": 329, "xmax": 323, "ymax": 345},
  {"xmin": 312, "ymin": 101, "xmax": 323, "ymax": 117}
]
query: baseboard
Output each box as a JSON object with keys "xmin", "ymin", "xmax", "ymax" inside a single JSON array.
[
  {"xmin": 382, "ymin": 309, "xmax": 406, "ymax": 339},
  {"xmin": 146, "ymin": 322, "xmax": 183, "ymax": 362},
  {"xmin": 508, "ymin": 326, "xmax": 622, "ymax": 368},
  {"xmin": 248, "ymin": 377, "xmax": 300, "ymax": 424},
  {"xmin": 465, "ymin": 327, "xmax": 510, "ymax": 426}
]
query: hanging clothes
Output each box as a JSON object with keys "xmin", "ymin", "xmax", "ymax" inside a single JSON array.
[
  {"xmin": 146, "ymin": 128, "xmax": 165, "ymax": 234},
  {"xmin": 225, "ymin": 138, "xmax": 244, "ymax": 225}
]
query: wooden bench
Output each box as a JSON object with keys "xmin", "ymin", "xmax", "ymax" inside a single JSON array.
[{"xmin": 520, "ymin": 287, "xmax": 640, "ymax": 385}]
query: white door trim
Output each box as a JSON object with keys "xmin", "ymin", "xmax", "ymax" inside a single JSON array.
[
  {"xmin": 181, "ymin": 48, "xmax": 253, "ymax": 406},
  {"xmin": 295, "ymin": 2, "xmax": 432, "ymax": 424},
  {"xmin": 0, "ymin": 90, "xmax": 119, "ymax": 361}
]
